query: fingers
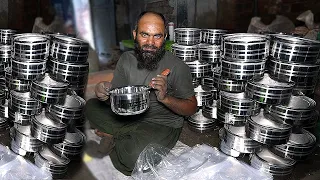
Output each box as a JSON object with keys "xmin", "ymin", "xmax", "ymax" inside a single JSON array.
[
  {"xmin": 95, "ymin": 81, "xmax": 111, "ymax": 101},
  {"xmin": 150, "ymin": 75, "xmax": 167, "ymax": 90}
]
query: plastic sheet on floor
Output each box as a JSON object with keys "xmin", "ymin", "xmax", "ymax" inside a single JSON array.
[
  {"xmin": 0, "ymin": 144, "xmax": 51, "ymax": 180},
  {"xmin": 131, "ymin": 144, "xmax": 273, "ymax": 180}
]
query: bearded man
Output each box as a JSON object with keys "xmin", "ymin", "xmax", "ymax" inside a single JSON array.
[{"xmin": 85, "ymin": 11, "xmax": 197, "ymax": 176}]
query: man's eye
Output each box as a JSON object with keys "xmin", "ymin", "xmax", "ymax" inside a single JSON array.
[
  {"xmin": 141, "ymin": 33, "xmax": 148, "ymax": 38},
  {"xmin": 154, "ymin": 35, "xmax": 162, "ymax": 39}
]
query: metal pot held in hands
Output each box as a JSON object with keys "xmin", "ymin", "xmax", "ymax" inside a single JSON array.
[{"xmin": 109, "ymin": 85, "xmax": 150, "ymax": 116}]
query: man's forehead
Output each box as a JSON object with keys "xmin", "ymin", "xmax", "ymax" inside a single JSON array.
[{"xmin": 139, "ymin": 13, "xmax": 165, "ymax": 26}]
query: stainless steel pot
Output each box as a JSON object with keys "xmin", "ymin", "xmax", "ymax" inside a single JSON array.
[{"xmin": 109, "ymin": 85, "xmax": 150, "ymax": 116}]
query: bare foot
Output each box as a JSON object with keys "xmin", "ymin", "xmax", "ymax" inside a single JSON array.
[{"xmin": 94, "ymin": 129, "xmax": 113, "ymax": 138}]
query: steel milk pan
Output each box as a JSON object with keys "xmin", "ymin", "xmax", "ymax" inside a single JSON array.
[
  {"xmin": 217, "ymin": 107, "xmax": 247, "ymax": 126},
  {"xmin": 266, "ymin": 95, "xmax": 316, "ymax": 123},
  {"xmin": 109, "ymin": 85, "xmax": 150, "ymax": 116},
  {"xmin": 222, "ymin": 33, "xmax": 269, "ymax": 61},
  {"xmin": 109, "ymin": 69, "xmax": 170, "ymax": 116}
]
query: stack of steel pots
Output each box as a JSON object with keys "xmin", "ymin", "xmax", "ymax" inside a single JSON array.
[
  {"xmin": 11, "ymin": 34, "xmax": 49, "ymax": 80},
  {"xmin": 268, "ymin": 34, "xmax": 320, "ymax": 95},
  {"xmin": 221, "ymin": 34, "xmax": 268, "ymax": 81},
  {"xmin": 0, "ymin": 29, "xmax": 17, "ymax": 45},
  {"xmin": 0, "ymin": 45, "xmax": 11, "ymax": 67},
  {"xmin": 48, "ymin": 35, "xmax": 89, "ymax": 97},
  {"xmin": 4, "ymin": 33, "xmax": 89, "ymax": 179},
  {"xmin": 34, "ymin": 146, "xmax": 70, "ymax": 179},
  {"xmin": 250, "ymin": 147, "xmax": 296, "ymax": 176}
]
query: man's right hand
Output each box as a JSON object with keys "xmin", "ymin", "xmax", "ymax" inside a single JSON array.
[{"xmin": 95, "ymin": 81, "xmax": 112, "ymax": 101}]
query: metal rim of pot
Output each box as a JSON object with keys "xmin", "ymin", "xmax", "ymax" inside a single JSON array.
[{"xmin": 51, "ymin": 35, "xmax": 89, "ymax": 47}]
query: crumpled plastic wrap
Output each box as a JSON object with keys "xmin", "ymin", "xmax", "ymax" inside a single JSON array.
[
  {"xmin": 132, "ymin": 143, "xmax": 273, "ymax": 180},
  {"xmin": 247, "ymin": 15, "xmax": 295, "ymax": 34},
  {"xmin": 0, "ymin": 144, "xmax": 52, "ymax": 180}
]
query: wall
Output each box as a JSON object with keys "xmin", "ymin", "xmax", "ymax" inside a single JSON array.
[{"xmin": 0, "ymin": 0, "xmax": 8, "ymax": 28}]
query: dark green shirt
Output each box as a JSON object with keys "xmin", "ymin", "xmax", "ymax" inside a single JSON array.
[{"xmin": 111, "ymin": 51, "xmax": 195, "ymax": 128}]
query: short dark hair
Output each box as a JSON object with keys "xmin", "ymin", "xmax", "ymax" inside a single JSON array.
[{"xmin": 134, "ymin": 11, "xmax": 167, "ymax": 34}]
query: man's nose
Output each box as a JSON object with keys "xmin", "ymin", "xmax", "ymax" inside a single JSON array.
[{"xmin": 146, "ymin": 36, "xmax": 155, "ymax": 45}]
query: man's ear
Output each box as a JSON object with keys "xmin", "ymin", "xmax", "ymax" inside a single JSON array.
[{"xmin": 133, "ymin": 30, "xmax": 137, "ymax": 39}]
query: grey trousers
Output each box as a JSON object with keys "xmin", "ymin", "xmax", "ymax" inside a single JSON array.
[{"xmin": 84, "ymin": 98, "xmax": 182, "ymax": 176}]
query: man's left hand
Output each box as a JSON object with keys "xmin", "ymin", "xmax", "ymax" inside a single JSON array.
[{"xmin": 150, "ymin": 74, "xmax": 168, "ymax": 102}]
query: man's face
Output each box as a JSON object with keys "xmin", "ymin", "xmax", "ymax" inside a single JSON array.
[{"xmin": 133, "ymin": 14, "xmax": 166, "ymax": 71}]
